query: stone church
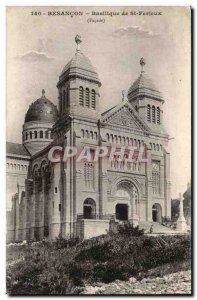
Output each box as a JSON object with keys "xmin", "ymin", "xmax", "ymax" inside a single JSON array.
[{"xmin": 6, "ymin": 35, "xmax": 171, "ymax": 242}]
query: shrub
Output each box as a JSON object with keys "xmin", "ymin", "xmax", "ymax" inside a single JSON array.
[
  {"xmin": 117, "ymin": 222, "xmax": 145, "ymax": 236},
  {"xmin": 6, "ymin": 233, "xmax": 191, "ymax": 295}
]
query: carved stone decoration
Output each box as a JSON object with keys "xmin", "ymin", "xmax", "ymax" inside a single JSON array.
[{"xmin": 107, "ymin": 107, "xmax": 140, "ymax": 129}]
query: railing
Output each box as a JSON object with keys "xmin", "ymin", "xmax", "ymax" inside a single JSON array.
[{"xmin": 77, "ymin": 213, "xmax": 115, "ymax": 220}]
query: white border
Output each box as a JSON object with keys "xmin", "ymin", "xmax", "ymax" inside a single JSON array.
[{"xmin": 1, "ymin": 1, "xmax": 195, "ymax": 299}]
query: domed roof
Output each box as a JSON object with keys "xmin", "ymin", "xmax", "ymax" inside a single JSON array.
[
  {"xmin": 128, "ymin": 58, "xmax": 163, "ymax": 101},
  {"xmin": 58, "ymin": 35, "xmax": 101, "ymax": 85},
  {"xmin": 25, "ymin": 90, "xmax": 58, "ymax": 123}
]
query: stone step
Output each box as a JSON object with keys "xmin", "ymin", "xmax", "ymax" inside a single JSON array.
[{"xmin": 139, "ymin": 222, "xmax": 176, "ymax": 234}]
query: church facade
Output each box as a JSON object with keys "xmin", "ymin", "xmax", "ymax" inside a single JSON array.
[{"xmin": 6, "ymin": 35, "xmax": 171, "ymax": 242}]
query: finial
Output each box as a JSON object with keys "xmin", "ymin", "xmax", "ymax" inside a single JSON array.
[
  {"xmin": 75, "ymin": 34, "xmax": 82, "ymax": 51},
  {"xmin": 140, "ymin": 57, "xmax": 146, "ymax": 73},
  {"xmin": 42, "ymin": 89, "xmax": 45, "ymax": 97},
  {"xmin": 122, "ymin": 90, "xmax": 127, "ymax": 102}
]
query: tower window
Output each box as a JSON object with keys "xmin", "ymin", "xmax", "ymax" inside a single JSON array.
[
  {"xmin": 147, "ymin": 104, "xmax": 151, "ymax": 122},
  {"xmin": 45, "ymin": 131, "xmax": 49, "ymax": 139},
  {"xmin": 157, "ymin": 107, "xmax": 160, "ymax": 124},
  {"xmin": 34, "ymin": 131, "xmax": 37, "ymax": 139},
  {"xmin": 30, "ymin": 131, "xmax": 32, "ymax": 139},
  {"xmin": 152, "ymin": 106, "xmax": 155, "ymax": 123},
  {"xmin": 40, "ymin": 131, "xmax": 43, "ymax": 138},
  {"xmin": 85, "ymin": 88, "xmax": 90, "ymax": 107},
  {"xmin": 79, "ymin": 86, "xmax": 84, "ymax": 106},
  {"xmin": 91, "ymin": 89, "xmax": 96, "ymax": 109}
]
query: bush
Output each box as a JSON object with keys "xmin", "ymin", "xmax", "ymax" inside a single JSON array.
[
  {"xmin": 117, "ymin": 222, "xmax": 145, "ymax": 236},
  {"xmin": 6, "ymin": 233, "xmax": 191, "ymax": 295}
]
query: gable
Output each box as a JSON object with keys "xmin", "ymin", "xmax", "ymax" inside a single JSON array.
[{"xmin": 100, "ymin": 102, "xmax": 150, "ymax": 134}]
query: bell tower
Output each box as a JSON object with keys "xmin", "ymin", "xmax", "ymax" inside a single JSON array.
[
  {"xmin": 56, "ymin": 35, "xmax": 101, "ymax": 120},
  {"xmin": 127, "ymin": 58, "xmax": 164, "ymax": 131}
]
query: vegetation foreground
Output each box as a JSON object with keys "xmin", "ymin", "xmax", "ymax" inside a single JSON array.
[{"xmin": 6, "ymin": 225, "xmax": 191, "ymax": 295}]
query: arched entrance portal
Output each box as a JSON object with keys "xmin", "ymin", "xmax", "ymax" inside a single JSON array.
[
  {"xmin": 83, "ymin": 198, "xmax": 96, "ymax": 219},
  {"xmin": 114, "ymin": 180, "xmax": 139, "ymax": 221},
  {"xmin": 152, "ymin": 203, "xmax": 162, "ymax": 223}
]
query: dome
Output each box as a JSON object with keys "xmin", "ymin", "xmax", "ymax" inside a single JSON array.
[
  {"xmin": 58, "ymin": 35, "xmax": 101, "ymax": 85},
  {"xmin": 25, "ymin": 90, "xmax": 58, "ymax": 123},
  {"xmin": 128, "ymin": 58, "xmax": 163, "ymax": 101}
]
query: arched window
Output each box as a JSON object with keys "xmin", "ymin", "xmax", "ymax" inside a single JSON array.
[
  {"xmin": 157, "ymin": 107, "xmax": 160, "ymax": 124},
  {"xmin": 147, "ymin": 104, "xmax": 151, "ymax": 122},
  {"xmin": 26, "ymin": 132, "xmax": 28, "ymax": 140},
  {"xmin": 85, "ymin": 88, "xmax": 90, "ymax": 107},
  {"xmin": 40, "ymin": 130, "xmax": 43, "ymax": 138},
  {"xmin": 66, "ymin": 88, "xmax": 70, "ymax": 108},
  {"xmin": 90, "ymin": 131, "xmax": 93, "ymax": 139},
  {"xmin": 83, "ymin": 198, "xmax": 96, "ymax": 219},
  {"xmin": 63, "ymin": 90, "xmax": 66, "ymax": 111},
  {"xmin": 59, "ymin": 92, "xmax": 62, "ymax": 112},
  {"xmin": 34, "ymin": 131, "xmax": 37, "ymax": 139},
  {"xmin": 81, "ymin": 129, "xmax": 85, "ymax": 138},
  {"xmin": 84, "ymin": 163, "xmax": 94, "ymax": 188},
  {"xmin": 91, "ymin": 89, "xmax": 96, "ymax": 109},
  {"xmin": 106, "ymin": 133, "xmax": 109, "ymax": 142},
  {"xmin": 79, "ymin": 86, "xmax": 84, "ymax": 106},
  {"xmin": 50, "ymin": 131, "xmax": 53, "ymax": 139},
  {"xmin": 152, "ymin": 106, "xmax": 155, "ymax": 123},
  {"xmin": 45, "ymin": 131, "xmax": 49, "ymax": 139},
  {"xmin": 85, "ymin": 130, "xmax": 89, "ymax": 138},
  {"xmin": 30, "ymin": 131, "xmax": 32, "ymax": 139}
]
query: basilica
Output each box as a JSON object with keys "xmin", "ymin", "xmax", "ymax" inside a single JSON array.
[{"xmin": 6, "ymin": 35, "xmax": 171, "ymax": 242}]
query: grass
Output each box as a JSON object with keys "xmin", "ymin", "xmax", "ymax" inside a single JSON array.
[{"xmin": 6, "ymin": 226, "xmax": 191, "ymax": 295}]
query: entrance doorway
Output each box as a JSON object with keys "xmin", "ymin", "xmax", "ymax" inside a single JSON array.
[
  {"xmin": 116, "ymin": 204, "xmax": 128, "ymax": 221},
  {"xmin": 152, "ymin": 203, "xmax": 162, "ymax": 223},
  {"xmin": 83, "ymin": 198, "xmax": 96, "ymax": 219}
]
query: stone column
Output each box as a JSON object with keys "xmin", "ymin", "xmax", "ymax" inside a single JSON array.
[
  {"xmin": 146, "ymin": 147, "xmax": 153, "ymax": 222},
  {"xmin": 25, "ymin": 179, "xmax": 33, "ymax": 241},
  {"xmin": 131, "ymin": 187, "xmax": 139, "ymax": 226},
  {"xmin": 176, "ymin": 193, "xmax": 187, "ymax": 233},
  {"xmin": 164, "ymin": 151, "xmax": 171, "ymax": 219}
]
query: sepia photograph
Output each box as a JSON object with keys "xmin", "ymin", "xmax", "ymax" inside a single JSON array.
[{"xmin": 6, "ymin": 6, "xmax": 191, "ymax": 295}]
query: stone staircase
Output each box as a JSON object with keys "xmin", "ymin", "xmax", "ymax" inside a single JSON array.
[{"xmin": 139, "ymin": 221, "xmax": 177, "ymax": 234}]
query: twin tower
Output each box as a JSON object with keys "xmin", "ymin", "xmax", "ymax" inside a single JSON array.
[{"xmin": 22, "ymin": 35, "xmax": 165, "ymax": 156}]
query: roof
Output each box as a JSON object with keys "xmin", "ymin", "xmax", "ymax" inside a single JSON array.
[
  {"xmin": 25, "ymin": 90, "xmax": 58, "ymax": 123},
  {"xmin": 100, "ymin": 100, "xmax": 151, "ymax": 134},
  {"xmin": 128, "ymin": 72, "xmax": 164, "ymax": 101},
  {"xmin": 59, "ymin": 50, "xmax": 101, "ymax": 85},
  {"xmin": 6, "ymin": 142, "xmax": 30, "ymax": 158}
]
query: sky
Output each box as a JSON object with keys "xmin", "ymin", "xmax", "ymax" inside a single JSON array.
[{"xmin": 6, "ymin": 6, "xmax": 191, "ymax": 198}]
